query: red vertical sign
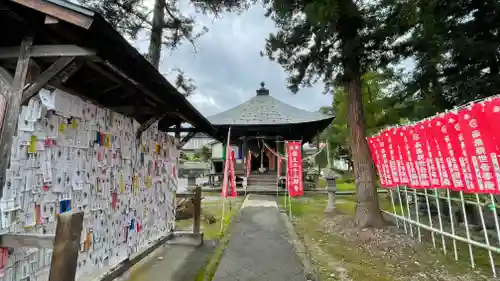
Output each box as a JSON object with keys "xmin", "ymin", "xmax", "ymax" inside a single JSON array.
[
  {"xmin": 0, "ymin": 95, "xmax": 5, "ymax": 131},
  {"xmin": 0, "ymin": 248, "xmax": 7, "ymax": 277},
  {"xmin": 446, "ymin": 112, "xmax": 476, "ymax": 192},
  {"xmin": 221, "ymin": 129, "xmax": 231, "ymax": 198},
  {"xmin": 457, "ymin": 106, "xmax": 499, "ymax": 193},
  {"xmin": 392, "ymin": 127, "xmax": 409, "ymax": 185},
  {"xmin": 407, "ymin": 124, "xmax": 430, "ymax": 188},
  {"xmin": 377, "ymin": 133, "xmax": 394, "ymax": 186},
  {"xmin": 367, "ymin": 135, "xmax": 388, "ymax": 187},
  {"xmin": 427, "ymin": 117, "xmax": 453, "ymax": 189},
  {"xmin": 384, "ymin": 129, "xmax": 401, "ymax": 185},
  {"xmin": 229, "ymin": 151, "xmax": 237, "ymax": 197},
  {"xmin": 286, "ymin": 141, "xmax": 303, "ymax": 197},
  {"xmin": 419, "ymin": 121, "xmax": 441, "ymax": 188},
  {"xmin": 246, "ymin": 150, "xmax": 251, "ymax": 179},
  {"xmin": 483, "ymin": 97, "xmax": 500, "ymax": 148},
  {"xmin": 277, "ymin": 155, "xmax": 282, "ymax": 179},
  {"xmin": 399, "ymin": 127, "xmax": 419, "ymax": 187}
]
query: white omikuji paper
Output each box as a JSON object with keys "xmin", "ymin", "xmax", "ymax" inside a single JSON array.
[{"xmin": 0, "ymin": 88, "xmax": 178, "ymax": 281}]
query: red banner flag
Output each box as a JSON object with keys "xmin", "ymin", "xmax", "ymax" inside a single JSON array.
[
  {"xmin": 392, "ymin": 127, "xmax": 410, "ymax": 185},
  {"xmin": 246, "ymin": 150, "xmax": 251, "ymax": 179},
  {"xmin": 377, "ymin": 132, "xmax": 395, "ymax": 186},
  {"xmin": 286, "ymin": 141, "xmax": 304, "ymax": 197},
  {"xmin": 229, "ymin": 151, "xmax": 237, "ymax": 197},
  {"xmin": 367, "ymin": 96, "xmax": 500, "ymax": 193},
  {"xmin": 367, "ymin": 135, "xmax": 388, "ymax": 187},
  {"xmin": 277, "ymin": 155, "xmax": 282, "ymax": 179},
  {"xmin": 399, "ymin": 127, "xmax": 419, "ymax": 187},
  {"xmin": 419, "ymin": 121, "xmax": 442, "ymax": 188},
  {"xmin": 427, "ymin": 117, "xmax": 453, "ymax": 189},
  {"xmin": 432, "ymin": 114, "xmax": 466, "ymax": 191},
  {"xmin": 457, "ymin": 106, "xmax": 500, "ymax": 193},
  {"xmin": 483, "ymin": 97, "xmax": 500, "ymax": 148},
  {"xmin": 0, "ymin": 248, "xmax": 7, "ymax": 277},
  {"xmin": 384, "ymin": 129, "xmax": 401, "ymax": 185},
  {"xmin": 445, "ymin": 112, "xmax": 477, "ymax": 192},
  {"xmin": 221, "ymin": 128, "xmax": 231, "ymax": 198}
]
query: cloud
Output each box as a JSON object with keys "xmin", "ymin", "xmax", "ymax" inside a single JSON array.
[{"xmin": 134, "ymin": 2, "xmax": 332, "ymax": 117}]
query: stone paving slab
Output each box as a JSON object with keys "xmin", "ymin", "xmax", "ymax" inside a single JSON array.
[{"xmin": 213, "ymin": 195, "xmax": 306, "ymax": 281}]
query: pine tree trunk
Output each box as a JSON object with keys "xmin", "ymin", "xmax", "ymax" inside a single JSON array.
[
  {"xmin": 345, "ymin": 77, "xmax": 386, "ymax": 228},
  {"xmin": 148, "ymin": 0, "xmax": 165, "ymax": 69}
]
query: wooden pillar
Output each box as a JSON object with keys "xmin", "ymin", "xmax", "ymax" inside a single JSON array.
[
  {"xmin": 48, "ymin": 212, "xmax": 84, "ymax": 281},
  {"xmin": 193, "ymin": 186, "xmax": 201, "ymax": 236},
  {"xmin": 242, "ymin": 137, "xmax": 247, "ymax": 174},
  {"xmin": 174, "ymin": 120, "xmax": 181, "ymax": 140},
  {"xmin": 0, "ymin": 37, "xmax": 33, "ymax": 198}
]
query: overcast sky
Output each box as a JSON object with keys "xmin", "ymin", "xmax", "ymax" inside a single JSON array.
[{"xmin": 133, "ymin": 2, "xmax": 331, "ymax": 117}]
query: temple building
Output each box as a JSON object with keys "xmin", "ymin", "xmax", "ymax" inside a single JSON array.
[{"xmin": 207, "ymin": 83, "xmax": 334, "ymax": 190}]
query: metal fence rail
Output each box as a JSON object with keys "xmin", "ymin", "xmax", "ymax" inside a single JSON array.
[{"xmin": 383, "ymin": 186, "xmax": 500, "ymax": 277}]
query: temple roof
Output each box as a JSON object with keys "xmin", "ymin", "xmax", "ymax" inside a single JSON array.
[{"xmin": 208, "ymin": 82, "xmax": 333, "ymax": 126}]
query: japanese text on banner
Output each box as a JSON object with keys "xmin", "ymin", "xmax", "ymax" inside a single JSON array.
[
  {"xmin": 286, "ymin": 142, "xmax": 303, "ymax": 197},
  {"xmin": 229, "ymin": 151, "xmax": 237, "ymax": 197}
]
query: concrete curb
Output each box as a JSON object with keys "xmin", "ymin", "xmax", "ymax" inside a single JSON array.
[
  {"xmin": 279, "ymin": 213, "xmax": 319, "ymax": 281},
  {"xmin": 89, "ymin": 233, "xmax": 173, "ymax": 281},
  {"xmin": 199, "ymin": 195, "xmax": 246, "ymax": 281}
]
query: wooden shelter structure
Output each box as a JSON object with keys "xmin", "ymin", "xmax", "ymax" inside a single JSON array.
[{"xmin": 0, "ymin": 0, "xmax": 216, "ymax": 280}]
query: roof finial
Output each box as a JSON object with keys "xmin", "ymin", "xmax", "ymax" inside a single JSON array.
[{"xmin": 256, "ymin": 82, "xmax": 269, "ymax": 96}]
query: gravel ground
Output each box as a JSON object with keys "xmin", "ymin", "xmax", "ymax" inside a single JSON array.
[{"xmin": 292, "ymin": 199, "xmax": 496, "ymax": 281}]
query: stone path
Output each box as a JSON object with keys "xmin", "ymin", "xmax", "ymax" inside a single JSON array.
[{"xmin": 213, "ymin": 195, "xmax": 306, "ymax": 281}]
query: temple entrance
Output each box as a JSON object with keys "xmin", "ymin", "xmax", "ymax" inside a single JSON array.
[{"xmin": 251, "ymin": 152, "xmax": 270, "ymax": 172}]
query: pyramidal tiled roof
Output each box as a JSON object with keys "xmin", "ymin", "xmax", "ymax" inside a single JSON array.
[{"xmin": 208, "ymin": 83, "xmax": 333, "ymax": 125}]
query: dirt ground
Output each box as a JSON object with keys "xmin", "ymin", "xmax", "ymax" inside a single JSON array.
[{"xmin": 288, "ymin": 195, "xmax": 496, "ymax": 281}]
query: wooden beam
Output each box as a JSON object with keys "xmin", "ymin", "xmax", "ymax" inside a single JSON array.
[
  {"xmin": 45, "ymin": 15, "xmax": 59, "ymax": 24},
  {"xmin": 48, "ymin": 212, "xmax": 84, "ymax": 281},
  {"xmin": 86, "ymin": 61, "xmax": 123, "ymax": 85},
  {"xmin": 103, "ymin": 61, "xmax": 166, "ymax": 106},
  {"xmin": 164, "ymin": 127, "xmax": 200, "ymax": 133},
  {"xmin": 26, "ymin": 59, "xmax": 41, "ymax": 82},
  {"xmin": 175, "ymin": 120, "xmax": 181, "ymax": 140},
  {"xmin": 178, "ymin": 131, "xmax": 196, "ymax": 149},
  {"xmin": 0, "ymin": 233, "xmax": 55, "ymax": 248},
  {"xmin": 22, "ymin": 56, "xmax": 75, "ymax": 103},
  {"xmin": 11, "ymin": 0, "xmax": 94, "ymax": 29},
  {"xmin": 57, "ymin": 58, "xmax": 85, "ymax": 84},
  {"xmin": 0, "ymin": 36, "xmax": 32, "ymax": 199},
  {"xmin": 109, "ymin": 106, "xmax": 157, "ymax": 113},
  {"xmin": 135, "ymin": 113, "xmax": 168, "ymax": 140},
  {"xmin": 193, "ymin": 186, "xmax": 202, "ymax": 236},
  {"xmin": 0, "ymin": 45, "xmax": 95, "ymax": 59}
]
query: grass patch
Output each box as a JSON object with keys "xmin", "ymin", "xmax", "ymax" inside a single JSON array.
[
  {"xmin": 286, "ymin": 195, "xmax": 493, "ymax": 280},
  {"xmin": 288, "ymin": 196, "xmax": 395, "ymax": 281},
  {"xmin": 176, "ymin": 197, "xmax": 243, "ymax": 281},
  {"xmin": 337, "ymin": 182, "xmax": 356, "ymax": 191}
]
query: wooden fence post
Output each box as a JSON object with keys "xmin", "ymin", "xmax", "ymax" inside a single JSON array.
[
  {"xmin": 193, "ymin": 186, "xmax": 201, "ymax": 236},
  {"xmin": 48, "ymin": 212, "xmax": 84, "ymax": 281}
]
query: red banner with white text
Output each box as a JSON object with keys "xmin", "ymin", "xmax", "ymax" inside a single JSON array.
[
  {"xmin": 367, "ymin": 97, "xmax": 500, "ymax": 194},
  {"xmin": 229, "ymin": 151, "xmax": 237, "ymax": 197},
  {"xmin": 286, "ymin": 141, "xmax": 304, "ymax": 197}
]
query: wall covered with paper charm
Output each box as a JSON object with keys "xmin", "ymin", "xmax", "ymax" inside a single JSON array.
[{"xmin": 0, "ymin": 88, "xmax": 179, "ymax": 281}]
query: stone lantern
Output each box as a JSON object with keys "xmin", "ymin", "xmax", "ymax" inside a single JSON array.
[{"xmin": 322, "ymin": 169, "xmax": 338, "ymax": 214}]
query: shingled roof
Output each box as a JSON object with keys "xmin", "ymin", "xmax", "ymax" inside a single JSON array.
[{"xmin": 208, "ymin": 83, "xmax": 333, "ymax": 126}]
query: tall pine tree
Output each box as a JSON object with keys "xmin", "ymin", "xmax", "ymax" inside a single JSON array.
[
  {"xmin": 262, "ymin": 0, "xmax": 392, "ymax": 227},
  {"xmin": 80, "ymin": 0, "xmax": 249, "ymax": 96}
]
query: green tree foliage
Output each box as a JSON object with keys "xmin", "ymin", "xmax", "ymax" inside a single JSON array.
[
  {"xmin": 319, "ymin": 71, "xmax": 404, "ymax": 174},
  {"xmin": 383, "ymin": 0, "xmax": 500, "ymax": 119},
  {"xmin": 263, "ymin": 0, "xmax": 389, "ymax": 227},
  {"xmin": 195, "ymin": 146, "xmax": 212, "ymax": 161},
  {"xmin": 80, "ymin": 0, "xmax": 250, "ymax": 96}
]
